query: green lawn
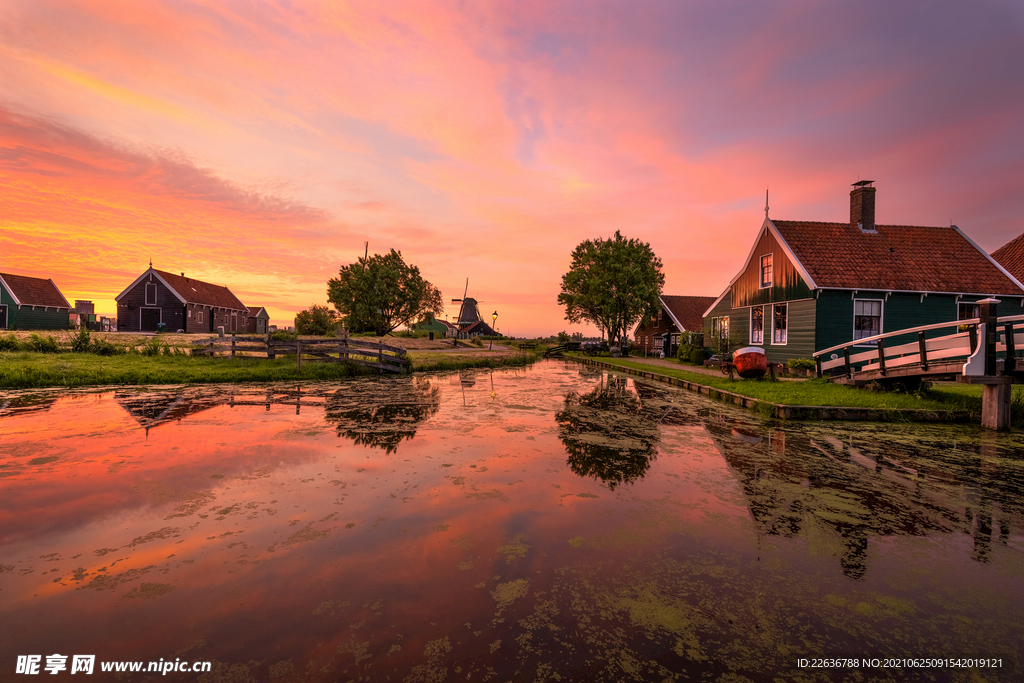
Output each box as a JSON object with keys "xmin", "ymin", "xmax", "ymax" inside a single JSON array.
[
  {"xmin": 0, "ymin": 348, "xmax": 544, "ymax": 389},
  {"xmin": 574, "ymin": 356, "xmax": 1015, "ymax": 415}
]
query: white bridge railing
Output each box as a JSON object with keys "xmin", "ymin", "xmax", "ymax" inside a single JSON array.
[{"xmin": 813, "ymin": 314, "xmax": 1024, "ymax": 379}]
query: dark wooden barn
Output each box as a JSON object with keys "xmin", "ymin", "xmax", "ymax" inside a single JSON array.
[
  {"xmin": 0, "ymin": 272, "xmax": 72, "ymax": 330},
  {"xmin": 115, "ymin": 267, "xmax": 249, "ymax": 333}
]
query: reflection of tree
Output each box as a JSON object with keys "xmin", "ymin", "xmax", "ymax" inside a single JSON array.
[
  {"xmin": 324, "ymin": 377, "xmax": 441, "ymax": 454},
  {"xmin": 555, "ymin": 376, "xmax": 659, "ymax": 490}
]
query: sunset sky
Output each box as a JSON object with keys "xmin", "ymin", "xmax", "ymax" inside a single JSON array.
[{"xmin": 2, "ymin": 1, "xmax": 1023, "ymax": 335}]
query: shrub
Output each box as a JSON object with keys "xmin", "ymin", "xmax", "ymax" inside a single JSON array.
[
  {"xmin": 91, "ymin": 338, "xmax": 122, "ymax": 356},
  {"xmin": 28, "ymin": 334, "xmax": 59, "ymax": 353},
  {"xmin": 787, "ymin": 357, "xmax": 817, "ymax": 370},
  {"xmin": 140, "ymin": 338, "xmax": 165, "ymax": 356},
  {"xmin": 271, "ymin": 330, "xmax": 298, "ymax": 341},
  {"xmin": 689, "ymin": 346, "xmax": 706, "ymax": 365},
  {"xmin": 69, "ymin": 328, "xmax": 92, "ymax": 353},
  {"xmin": 0, "ymin": 333, "xmax": 23, "ymax": 351},
  {"xmin": 471, "ymin": 337, "xmax": 484, "ymax": 347}
]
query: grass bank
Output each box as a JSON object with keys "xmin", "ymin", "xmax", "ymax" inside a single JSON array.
[
  {"xmin": 572, "ymin": 355, "xmax": 1014, "ymax": 416},
  {"xmin": 0, "ymin": 352, "xmax": 366, "ymax": 388},
  {"xmin": 0, "ymin": 347, "xmax": 544, "ymax": 389}
]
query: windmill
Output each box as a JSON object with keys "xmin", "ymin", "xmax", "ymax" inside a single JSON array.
[{"xmin": 451, "ymin": 278, "xmax": 494, "ymax": 335}]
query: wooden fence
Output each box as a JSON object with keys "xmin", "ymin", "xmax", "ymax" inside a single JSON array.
[{"xmin": 191, "ymin": 332, "xmax": 409, "ymax": 373}]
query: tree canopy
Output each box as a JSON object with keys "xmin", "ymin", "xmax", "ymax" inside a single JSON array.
[
  {"xmin": 557, "ymin": 231, "xmax": 664, "ymax": 345},
  {"xmin": 294, "ymin": 304, "xmax": 341, "ymax": 336},
  {"xmin": 327, "ymin": 249, "xmax": 444, "ymax": 337}
]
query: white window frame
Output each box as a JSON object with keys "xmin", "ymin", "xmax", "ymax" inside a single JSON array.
[
  {"xmin": 760, "ymin": 254, "xmax": 773, "ymax": 289},
  {"xmin": 750, "ymin": 305, "xmax": 764, "ymax": 345},
  {"xmin": 771, "ymin": 303, "xmax": 788, "ymax": 345},
  {"xmin": 853, "ymin": 298, "xmax": 883, "ymax": 346},
  {"xmin": 197, "ymin": 310, "xmax": 204, "ymax": 324},
  {"xmin": 145, "ymin": 283, "xmax": 158, "ymax": 306}
]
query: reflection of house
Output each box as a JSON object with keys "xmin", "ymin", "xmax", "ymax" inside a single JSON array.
[
  {"xmin": 634, "ymin": 295, "xmax": 715, "ymax": 357},
  {"xmin": 702, "ymin": 414, "xmax": 1019, "ymax": 577},
  {"xmin": 115, "ymin": 266, "xmax": 249, "ymax": 333},
  {"xmin": 115, "ymin": 390, "xmax": 226, "ymax": 433},
  {"xmin": 245, "ymin": 306, "xmax": 270, "ymax": 335},
  {"xmin": 703, "ymin": 182, "xmax": 1024, "ymax": 363},
  {"xmin": 0, "ymin": 272, "xmax": 72, "ymax": 330},
  {"xmin": 0, "ymin": 394, "xmax": 59, "ymax": 420}
]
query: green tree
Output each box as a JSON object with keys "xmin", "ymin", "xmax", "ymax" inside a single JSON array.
[
  {"xmin": 327, "ymin": 249, "xmax": 444, "ymax": 337},
  {"xmin": 557, "ymin": 231, "xmax": 664, "ymax": 346},
  {"xmin": 295, "ymin": 304, "xmax": 341, "ymax": 336}
]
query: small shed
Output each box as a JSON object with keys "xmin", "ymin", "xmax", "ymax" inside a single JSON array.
[
  {"xmin": 245, "ymin": 306, "xmax": 270, "ymax": 334},
  {"xmin": 0, "ymin": 272, "xmax": 72, "ymax": 330}
]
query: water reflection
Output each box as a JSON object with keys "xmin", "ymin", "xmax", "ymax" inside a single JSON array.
[
  {"xmin": 324, "ymin": 376, "xmax": 441, "ymax": 453},
  {"xmin": 0, "ymin": 362, "xmax": 1022, "ymax": 682},
  {"xmin": 702, "ymin": 410, "xmax": 1024, "ymax": 579},
  {"xmin": 555, "ymin": 374, "xmax": 660, "ymax": 490}
]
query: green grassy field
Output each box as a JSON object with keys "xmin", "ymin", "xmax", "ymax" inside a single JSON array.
[
  {"xmin": 0, "ymin": 347, "xmax": 544, "ymax": 389},
  {"xmin": 574, "ymin": 355, "xmax": 1023, "ymax": 417}
]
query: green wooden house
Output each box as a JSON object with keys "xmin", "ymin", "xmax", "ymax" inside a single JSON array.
[
  {"xmin": 0, "ymin": 272, "xmax": 72, "ymax": 330},
  {"xmin": 703, "ymin": 182, "xmax": 1024, "ymax": 364}
]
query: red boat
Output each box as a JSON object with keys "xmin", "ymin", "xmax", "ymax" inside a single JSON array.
[{"xmin": 732, "ymin": 346, "xmax": 768, "ymax": 378}]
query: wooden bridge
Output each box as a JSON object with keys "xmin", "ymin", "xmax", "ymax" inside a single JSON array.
[
  {"xmin": 192, "ymin": 331, "xmax": 409, "ymax": 373},
  {"xmin": 812, "ymin": 298, "xmax": 1022, "ymax": 429}
]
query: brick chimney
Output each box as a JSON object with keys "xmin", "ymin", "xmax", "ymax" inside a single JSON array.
[{"xmin": 850, "ymin": 180, "xmax": 876, "ymax": 232}]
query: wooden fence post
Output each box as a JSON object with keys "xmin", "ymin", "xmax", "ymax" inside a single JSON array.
[
  {"xmin": 267, "ymin": 331, "xmax": 274, "ymax": 359},
  {"xmin": 918, "ymin": 331, "xmax": 929, "ymax": 370},
  {"xmin": 231, "ymin": 333, "xmax": 236, "ymax": 358},
  {"xmin": 1006, "ymin": 323, "xmax": 1016, "ymax": 372},
  {"xmin": 296, "ymin": 339, "xmax": 302, "ymax": 370}
]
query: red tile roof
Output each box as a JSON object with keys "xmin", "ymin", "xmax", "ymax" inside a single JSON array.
[
  {"xmin": 154, "ymin": 269, "xmax": 247, "ymax": 310},
  {"xmin": 247, "ymin": 306, "xmax": 267, "ymax": 317},
  {"xmin": 661, "ymin": 295, "xmax": 717, "ymax": 332},
  {"xmin": 0, "ymin": 272, "xmax": 71, "ymax": 308},
  {"xmin": 992, "ymin": 232, "xmax": 1024, "ymax": 285},
  {"xmin": 773, "ymin": 221, "xmax": 1024, "ymax": 294}
]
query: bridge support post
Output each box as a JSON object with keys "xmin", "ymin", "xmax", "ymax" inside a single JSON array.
[{"xmin": 981, "ymin": 378, "xmax": 1011, "ymax": 431}]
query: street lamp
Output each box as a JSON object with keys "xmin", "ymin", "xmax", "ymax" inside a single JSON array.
[{"xmin": 490, "ymin": 310, "xmax": 498, "ymax": 350}]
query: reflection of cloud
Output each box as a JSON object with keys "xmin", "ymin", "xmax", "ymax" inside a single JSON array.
[{"xmin": 555, "ymin": 376, "xmax": 659, "ymax": 490}]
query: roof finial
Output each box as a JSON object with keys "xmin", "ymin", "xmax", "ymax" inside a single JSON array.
[
  {"xmin": 149, "ymin": 257, "xmax": 153, "ymax": 269},
  {"xmin": 765, "ymin": 186, "xmax": 769, "ymax": 218}
]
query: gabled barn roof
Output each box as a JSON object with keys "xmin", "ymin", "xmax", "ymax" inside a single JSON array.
[
  {"xmin": 992, "ymin": 232, "xmax": 1024, "ymax": 286},
  {"xmin": 115, "ymin": 268, "xmax": 247, "ymax": 310},
  {"xmin": 247, "ymin": 306, "xmax": 268, "ymax": 317},
  {"xmin": 660, "ymin": 295, "xmax": 717, "ymax": 333},
  {"xmin": 0, "ymin": 272, "xmax": 72, "ymax": 308}
]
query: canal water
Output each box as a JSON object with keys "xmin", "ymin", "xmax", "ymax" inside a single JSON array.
[{"xmin": 1, "ymin": 360, "xmax": 1022, "ymax": 682}]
